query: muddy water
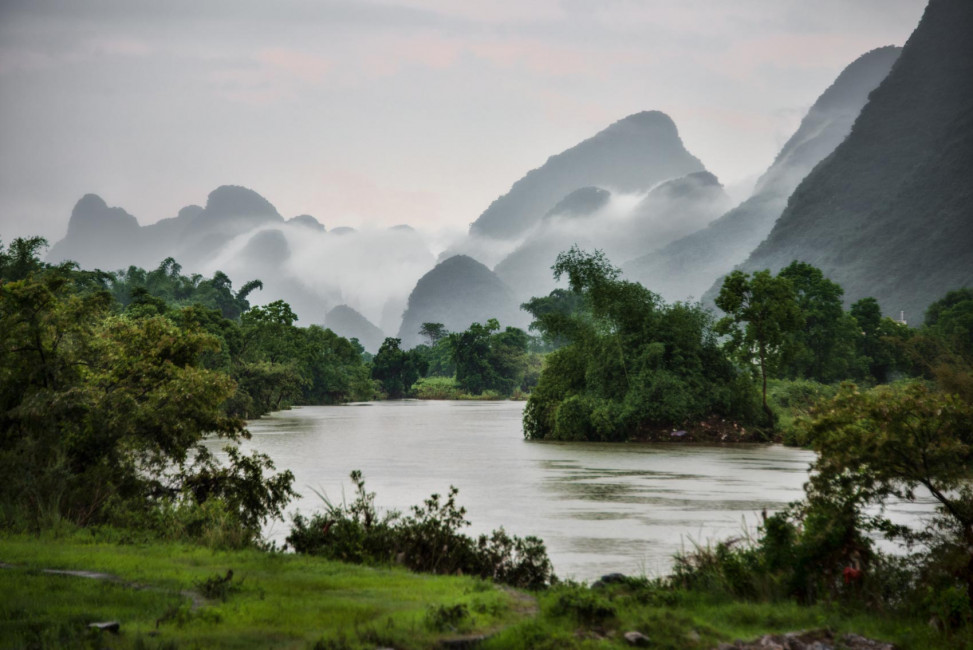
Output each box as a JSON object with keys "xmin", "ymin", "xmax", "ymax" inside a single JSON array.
[{"xmin": 222, "ymin": 400, "xmax": 819, "ymax": 580}]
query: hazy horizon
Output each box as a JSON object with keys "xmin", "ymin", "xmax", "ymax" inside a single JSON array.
[{"xmin": 0, "ymin": 0, "xmax": 925, "ymax": 243}]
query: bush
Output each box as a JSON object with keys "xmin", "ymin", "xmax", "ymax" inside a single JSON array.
[
  {"xmin": 288, "ymin": 471, "xmax": 556, "ymax": 590},
  {"xmin": 412, "ymin": 376, "xmax": 465, "ymax": 400}
]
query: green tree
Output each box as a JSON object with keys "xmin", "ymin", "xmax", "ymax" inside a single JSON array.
[
  {"xmin": 0, "ymin": 264, "xmax": 294, "ymax": 534},
  {"xmin": 777, "ymin": 261, "xmax": 860, "ymax": 382},
  {"xmin": 716, "ymin": 269, "xmax": 803, "ymax": 421},
  {"xmin": 799, "ymin": 381, "xmax": 973, "ymax": 608},
  {"xmin": 0, "ymin": 236, "xmax": 49, "ymax": 281},
  {"xmin": 419, "ymin": 322, "xmax": 447, "ymax": 346},
  {"xmin": 447, "ymin": 320, "xmax": 529, "ymax": 396},
  {"xmin": 372, "ymin": 337, "xmax": 427, "ymax": 398},
  {"xmin": 849, "ymin": 297, "xmax": 911, "ymax": 383},
  {"xmin": 524, "ymin": 247, "xmax": 758, "ymax": 441}
]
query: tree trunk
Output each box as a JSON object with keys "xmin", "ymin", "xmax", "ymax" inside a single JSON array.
[{"xmin": 759, "ymin": 344, "xmax": 772, "ymax": 422}]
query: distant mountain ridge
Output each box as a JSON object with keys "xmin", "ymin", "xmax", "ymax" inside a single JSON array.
[
  {"xmin": 726, "ymin": 0, "xmax": 973, "ymax": 319},
  {"xmin": 48, "ymin": 185, "xmax": 287, "ymax": 271},
  {"xmin": 622, "ymin": 45, "xmax": 902, "ymax": 303},
  {"xmin": 45, "ymin": 185, "xmax": 435, "ymax": 333},
  {"xmin": 468, "ymin": 111, "xmax": 706, "ymax": 241},
  {"xmin": 494, "ymin": 168, "xmax": 731, "ymax": 304}
]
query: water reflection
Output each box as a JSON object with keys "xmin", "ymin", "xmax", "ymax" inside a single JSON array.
[{"xmin": 212, "ymin": 400, "xmax": 823, "ymax": 580}]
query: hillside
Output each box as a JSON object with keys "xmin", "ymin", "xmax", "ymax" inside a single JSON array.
[
  {"xmin": 495, "ymin": 170, "xmax": 729, "ymax": 304},
  {"xmin": 397, "ymin": 255, "xmax": 525, "ymax": 348},
  {"xmin": 325, "ymin": 305, "xmax": 386, "ymax": 354},
  {"xmin": 725, "ymin": 0, "xmax": 973, "ymax": 319},
  {"xmin": 623, "ymin": 46, "xmax": 901, "ymax": 303}
]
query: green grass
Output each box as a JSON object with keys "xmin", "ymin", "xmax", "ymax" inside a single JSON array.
[
  {"xmin": 3, "ymin": 530, "xmax": 965, "ymax": 649},
  {"xmin": 482, "ymin": 581, "xmax": 966, "ymax": 650},
  {"xmin": 0, "ymin": 530, "xmax": 530, "ymax": 649},
  {"xmin": 410, "ymin": 376, "xmax": 508, "ymax": 400}
]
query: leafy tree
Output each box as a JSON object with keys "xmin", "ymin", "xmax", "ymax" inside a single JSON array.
[
  {"xmin": 0, "ymin": 236, "xmax": 49, "ymax": 281},
  {"xmin": 716, "ymin": 269, "xmax": 803, "ymax": 421},
  {"xmin": 371, "ymin": 337, "xmax": 427, "ymax": 398},
  {"xmin": 419, "ymin": 322, "xmax": 447, "ymax": 346},
  {"xmin": 777, "ymin": 261, "xmax": 861, "ymax": 382},
  {"xmin": 524, "ymin": 247, "xmax": 758, "ymax": 441},
  {"xmin": 522, "ymin": 288, "xmax": 588, "ymax": 351},
  {"xmin": 109, "ymin": 262, "xmax": 261, "ymax": 321},
  {"xmin": 0, "ymin": 262, "xmax": 294, "ymax": 535},
  {"xmin": 447, "ymin": 320, "xmax": 530, "ymax": 396},
  {"xmin": 799, "ymin": 381, "xmax": 973, "ymax": 608}
]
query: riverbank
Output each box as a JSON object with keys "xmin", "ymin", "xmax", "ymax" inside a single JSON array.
[{"xmin": 1, "ymin": 531, "xmax": 956, "ymax": 649}]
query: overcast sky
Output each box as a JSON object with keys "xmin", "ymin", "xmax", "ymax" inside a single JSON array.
[{"xmin": 0, "ymin": 0, "xmax": 926, "ymax": 244}]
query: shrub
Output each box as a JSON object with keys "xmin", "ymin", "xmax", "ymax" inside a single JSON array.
[{"xmin": 287, "ymin": 471, "xmax": 556, "ymax": 589}]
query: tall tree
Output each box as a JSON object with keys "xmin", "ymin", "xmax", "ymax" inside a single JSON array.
[
  {"xmin": 371, "ymin": 337, "xmax": 427, "ymax": 399},
  {"xmin": 716, "ymin": 269, "xmax": 803, "ymax": 421},
  {"xmin": 777, "ymin": 261, "xmax": 859, "ymax": 382}
]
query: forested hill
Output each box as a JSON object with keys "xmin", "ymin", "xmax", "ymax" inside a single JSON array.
[
  {"xmin": 468, "ymin": 111, "xmax": 706, "ymax": 241},
  {"xmin": 622, "ymin": 46, "xmax": 901, "ymax": 304},
  {"xmin": 725, "ymin": 0, "xmax": 973, "ymax": 320}
]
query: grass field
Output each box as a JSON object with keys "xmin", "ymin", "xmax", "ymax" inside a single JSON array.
[
  {"xmin": 2, "ymin": 531, "xmax": 964, "ymax": 649},
  {"xmin": 0, "ymin": 531, "xmax": 531, "ymax": 649}
]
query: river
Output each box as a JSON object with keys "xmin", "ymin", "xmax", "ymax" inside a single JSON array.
[{"xmin": 218, "ymin": 399, "xmax": 825, "ymax": 581}]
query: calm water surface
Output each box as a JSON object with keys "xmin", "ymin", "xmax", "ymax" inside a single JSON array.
[{"xmin": 220, "ymin": 400, "xmax": 825, "ymax": 580}]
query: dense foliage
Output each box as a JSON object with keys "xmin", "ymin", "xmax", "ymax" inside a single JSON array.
[
  {"xmin": 107, "ymin": 261, "xmax": 375, "ymax": 416},
  {"xmin": 394, "ymin": 319, "xmax": 539, "ymax": 399},
  {"xmin": 523, "ymin": 247, "xmax": 760, "ymax": 441},
  {"xmin": 371, "ymin": 337, "xmax": 428, "ymax": 399},
  {"xmin": 0, "ymin": 237, "xmax": 373, "ymax": 541},
  {"xmin": 0, "ymin": 239, "xmax": 296, "ymax": 540},
  {"xmin": 288, "ymin": 471, "xmax": 555, "ymax": 590}
]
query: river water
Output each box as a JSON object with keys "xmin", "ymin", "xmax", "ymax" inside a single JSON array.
[{"xmin": 220, "ymin": 400, "xmax": 825, "ymax": 581}]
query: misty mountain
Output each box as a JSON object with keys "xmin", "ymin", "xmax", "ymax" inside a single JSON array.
[
  {"xmin": 468, "ymin": 111, "xmax": 707, "ymax": 242},
  {"xmin": 176, "ymin": 185, "xmax": 285, "ymax": 265},
  {"xmin": 623, "ymin": 45, "xmax": 902, "ymax": 303},
  {"xmin": 494, "ymin": 170, "xmax": 730, "ymax": 304},
  {"xmin": 544, "ymin": 187, "xmax": 611, "ymax": 219},
  {"xmin": 724, "ymin": 0, "xmax": 973, "ymax": 320},
  {"xmin": 397, "ymin": 255, "xmax": 525, "ymax": 349},
  {"xmin": 47, "ymin": 185, "xmax": 286, "ymax": 271},
  {"xmin": 325, "ymin": 305, "xmax": 386, "ymax": 354},
  {"xmin": 288, "ymin": 214, "xmax": 326, "ymax": 231},
  {"xmin": 47, "ymin": 194, "xmax": 145, "ymax": 270},
  {"xmin": 46, "ymin": 185, "xmax": 438, "ymax": 330}
]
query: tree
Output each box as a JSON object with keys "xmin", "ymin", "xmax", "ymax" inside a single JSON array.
[
  {"xmin": 777, "ymin": 261, "xmax": 860, "ymax": 382},
  {"xmin": 446, "ymin": 320, "xmax": 530, "ymax": 396},
  {"xmin": 419, "ymin": 322, "xmax": 447, "ymax": 346},
  {"xmin": 371, "ymin": 337, "xmax": 427, "ymax": 398},
  {"xmin": 850, "ymin": 297, "xmax": 911, "ymax": 384},
  {"xmin": 0, "ymin": 236, "xmax": 49, "ymax": 281},
  {"xmin": 523, "ymin": 247, "xmax": 758, "ymax": 441},
  {"xmin": 0, "ymin": 265, "xmax": 294, "ymax": 534},
  {"xmin": 716, "ymin": 269, "xmax": 803, "ymax": 421},
  {"xmin": 799, "ymin": 381, "xmax": 973, "ymax": 608}
]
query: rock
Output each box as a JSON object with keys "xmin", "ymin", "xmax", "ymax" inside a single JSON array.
[
  {"xmin": 756, "ymin": 634, "xmax": 784, "ymax": 649},
  {"xmin": 591, "ymin": 572, "xmax": 627, "ymax": 589},
  {"xmin": 623, "ymin": 630, "xmax": 651, "ymax": 647},
  {"xmin": 88, "ymin": 621, "xmax": 120, "ymax": 634}
]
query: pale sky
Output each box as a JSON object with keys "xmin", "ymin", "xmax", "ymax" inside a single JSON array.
[{"xmin": 0, "ymin": 0, "xmax": 926, "ymax": 244}]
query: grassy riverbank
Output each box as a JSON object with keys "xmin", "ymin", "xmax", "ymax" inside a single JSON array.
[
  {"xmin": 0, "ymin": 530, "xmax": 529, "ymax": 649},
  {"xmin": 2, "ymin": 531, "xmax": 960, "ymax": 649}
]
